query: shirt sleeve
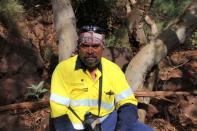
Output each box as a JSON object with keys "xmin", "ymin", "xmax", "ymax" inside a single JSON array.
[
  {"xmin": 113, "ymin": 65, "xmax": 138, "ymax": 109},
  {"xmin": 52, "ymin": 114, "xmax": 75, "ymax": 131},
  {"xmin": 116, "ymin": 103, "xmax": 138, "ymax": 131},
  {"xmin": 50, "ymin": 64, "xmax": 70, "ymax": 118}
]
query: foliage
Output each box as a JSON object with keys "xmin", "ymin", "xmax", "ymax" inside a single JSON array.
[
  {"xmin": 0, "ymin": 0, "xmax": 24, "ymax": 20},
  {"xmin": 73, "ymin": 0, "xmax": 111, "ymax": 30},
  {"xmin": 150, "ymin": 0, "xmax": 191, "ymax": 32},
  {"xmin": 75, "ymin": 0, "xmax": 140, "ymax": 49},
  {"xmin": 26, "ymin": 81, "xmax": 48, "ymax": 100},
  {"xmin": 189, "ymin": 31, "xmax": 197, "ymax": 49},
  {"xmin": 149, "ymin": 0, "xmax": 196, "ymax": 49},
  {"xmin": 105, "ymin": 26, "xmax": 131, "ymax": 49},
  {"xmin": 74, "ymin": 0, "xmax": 193, "ymax": 48},
  {"xmin": 73, "ymin": 0, "xmax": 130, "ymax": 48}
]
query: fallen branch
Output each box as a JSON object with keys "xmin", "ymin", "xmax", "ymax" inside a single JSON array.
[
  {"xmin": 135, "ymin": 90, "xmax": 197, "ymax": 97},
  {"xmin": 0, "ymin": 91, "xmax": 196, "ymax": 112},
  {"xmin": 0, "ymin": 100, "xmax": 49, "ymax": 112}
]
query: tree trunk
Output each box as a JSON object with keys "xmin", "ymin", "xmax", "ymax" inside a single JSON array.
[
  {"xmin": 125, "ymin": 1, "xmax": 197, "ymax": 121},
  {"xmin": 52, "ymin": 0, "xmax": 78, "ymax": 61}
]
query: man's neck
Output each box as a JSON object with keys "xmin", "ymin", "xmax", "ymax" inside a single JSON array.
[{"xmin": 88, "ymin": 67, "xmax": 97, "ymax": 80}]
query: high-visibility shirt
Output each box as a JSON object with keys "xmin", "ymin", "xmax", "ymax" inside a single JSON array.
[{"xmin": 50, "ymin": 55, "xmax": 138, "ymax": 130}]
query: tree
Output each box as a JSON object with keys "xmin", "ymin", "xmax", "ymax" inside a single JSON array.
[
  {"xmin": 52, "ymin": 0, "xmax": 78, "ymax": 61},
  {"xmin": 125, "ymin": 0, "xmax": 197, "ymax": 121}
]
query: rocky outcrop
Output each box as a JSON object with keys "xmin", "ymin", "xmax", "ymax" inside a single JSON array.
[{"xmin": 0, "ymin": 37, "xmax": 44, "ymax": 105}]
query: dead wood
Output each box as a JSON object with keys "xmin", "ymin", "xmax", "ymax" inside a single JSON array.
[
  {"xmin": 0, "ymin": 90, "xmax": 196, "ymax": 112},
  {"xmin": 135, "ymin": 90, "xmax": 197, "ymax": 97},
  {"xmin": 0, "ymin": 100, "xmax": 49, "ymax": 112}
]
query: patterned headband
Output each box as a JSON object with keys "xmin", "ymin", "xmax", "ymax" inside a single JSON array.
[{"xmin": 78, "ymin": 31, "xmax": 105, "ymax": 45}]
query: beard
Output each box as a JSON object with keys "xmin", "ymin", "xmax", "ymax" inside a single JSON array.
[{"xmin": 80, "ymin": 56, "xmax": 101, "ymax": 69}]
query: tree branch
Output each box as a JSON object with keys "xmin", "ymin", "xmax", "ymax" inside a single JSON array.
[
  {"xmin": 0, "ymin": 90, "xmax": 196, "ymax": 112},
  {"xmin": 0, "ymin": 100, "xmax": 49, "ymax": 112},
  {"xmin": 125, "ymin": 1, "xmax": 197, "ymax": 91},
  {"xmin": 135, "ymin": 90, "xmax": 197, "ymax": 97}
]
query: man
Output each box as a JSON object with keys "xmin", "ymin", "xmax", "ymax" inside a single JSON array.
[{"xmin": 50, "ymin": 25, "xmax": 153, "ymax": 131}]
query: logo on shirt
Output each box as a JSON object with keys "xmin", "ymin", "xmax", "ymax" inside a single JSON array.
[{"xmin": 105, "ymin": 90, "xmax": 114, "ymax": 98}]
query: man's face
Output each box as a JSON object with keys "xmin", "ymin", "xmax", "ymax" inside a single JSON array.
[{"xmin": 78, "ymin": 42, "xmax": 103, "ymax": 68}]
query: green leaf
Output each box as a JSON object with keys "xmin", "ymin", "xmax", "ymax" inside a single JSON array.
[
  {"xmin": 26, "ymin": 92, "xmax": 36, "ymax": 97},
  {"xmin": 31, "ymin": 84, "xmax": 38, "ymax": 90},
  {"xmin": 27, "ymin": 86, "xmax": 35, "ymax": 89},
  {"xmin": 36, "ymin": 81, "xmax": 44, "ymax": 90},
  {"xmin": 39, "ymin": 88, "xmax": 48, "ymax": 93},
  {"xmin": 26, "ymin": 80, "xmax": 46, "ymax": 99},
  {"xmin": 35, "ymin": 94, "xmax": 39, "ymax": 99}
]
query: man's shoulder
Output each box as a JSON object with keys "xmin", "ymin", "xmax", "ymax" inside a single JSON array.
[
  {"xmin": 101, "ymin": 57, "xmax": 125, "ymax": 80},
  {"xmin": 56, "ymin": 55, "xmax": 77, "ymax": 69}
]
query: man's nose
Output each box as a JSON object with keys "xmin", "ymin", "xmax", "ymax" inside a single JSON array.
[{"xmin": 87, "ymin": 46, "xmax": 93, "ymax": 53}]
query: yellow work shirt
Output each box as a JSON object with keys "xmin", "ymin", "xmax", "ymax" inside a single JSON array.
[{"xmin": 50, "ymin": 55, "xmax": 138, "ymax": 130}]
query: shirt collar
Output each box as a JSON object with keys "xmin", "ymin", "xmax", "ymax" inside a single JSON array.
[
  {"xmin": 75, "ymin": 55, "xmax": 85, "ymax": 70},
  {"xmin": 75, "ymin": 55, "xmax": 102, "ymax": 72}
]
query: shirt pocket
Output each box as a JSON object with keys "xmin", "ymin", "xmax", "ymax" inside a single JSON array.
[
  {"xmin": 69, "ymin": 82, "xmax": 88, "ymax": 99},
  {"xmin": 102, "ymin": 86, "xmax": 115, "ymax": 105}
]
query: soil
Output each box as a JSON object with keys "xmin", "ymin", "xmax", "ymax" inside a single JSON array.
[{"xmin": 0, "ymin": 4, "xmax": 196, "ymax": 131}]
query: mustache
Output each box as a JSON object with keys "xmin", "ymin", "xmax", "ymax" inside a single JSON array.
[
  {"xmin": 85, "ymin": 56, "xmax": 97, "ymax": 59},
  {"xmin": 84, "ymin": 54, "xmax": 97, "ymax": 58}
]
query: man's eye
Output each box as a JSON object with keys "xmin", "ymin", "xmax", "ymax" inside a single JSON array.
[
  {"xmin": 92, "ymin": 45, "xmax": 100, "ymax": 48},
  {"xmin": 81, "ymin": 44, "xmax": 89, "ymax": 48},
  {"xmin": 80, "ymin": 44, "xmax": 100, "ymax": 48}
]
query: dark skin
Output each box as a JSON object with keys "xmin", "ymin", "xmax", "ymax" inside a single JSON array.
[{"xmin": 78, "ymin": 42, "xmax": 104, "ymax": 73}]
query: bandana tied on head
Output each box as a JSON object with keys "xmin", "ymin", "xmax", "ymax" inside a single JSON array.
[{"xmin": 78, "ymin": 31, "xmax": 105, "ymax": 46}]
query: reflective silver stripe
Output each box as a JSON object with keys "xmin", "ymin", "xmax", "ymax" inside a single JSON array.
[
  {"xmin": 115, "ymin": 88, "xmax": 133, "ymax": 103},
  {"xmin": 50, "ymin": 93, "xmax": 70, "ymax": 106},
  {"xmin": 72, "ymin": 123, "xmax": 84, "ymax": 130},
  {"xmin": 50, "ymin": 94, "xmax": 114, "ymax": 110},
  {"xmin": 71, "ymin": 99, "xmax": 114, "ymax": 110},
  {"xmin": 98, "ymin": 114, "xmax": 109, "ymax": 123}
]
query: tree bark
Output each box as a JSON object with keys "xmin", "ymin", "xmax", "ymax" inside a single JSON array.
[
  {"xmin": 126, "ymin": 1, "xmax": 197, "ymax": 91},
  {"xmin": 52, "ymin": 0, "xmax": 78, "ymax": 61},
  {"xmin": 125, "ymin": 1, "xmax": 197, "ymax": 121},
  {"xmin": 135, "ymin": 90, "xmax": 197, "ymax": 97},
  {"xmin": 126, "ymin": 0, "xmax": 153, "ymax": 46},
  {"xmin": 145, "ymin": 15, "xmax": 158, "ymax": 36}
]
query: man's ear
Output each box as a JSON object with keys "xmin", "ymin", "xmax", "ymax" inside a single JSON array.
[
  {"xmin": 102, "ymin": 44, "xmax": 105, "ymax": 49},
  {"xmin": 77, "ymin": 44, "xmax": 80, "ymax": 50},
  {"xmin": 71, "ymin": 48, "xmax": 78, "ymax": 56}
]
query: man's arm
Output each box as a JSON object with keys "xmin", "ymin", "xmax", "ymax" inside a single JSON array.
[
  {"xmin": 51, "ymin": 114, "xmax": 76, "ymax": 131},
  {"xmin": 50, "ymin": 64, "xmax": 74, "ymax": 130},
  {"xmin": 113, "ymin": 65, "xmax": 139, "ymax": 131},
  {"xmin": 116, "ymin": 103, "xmax": 138, "ymax": 131}
]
